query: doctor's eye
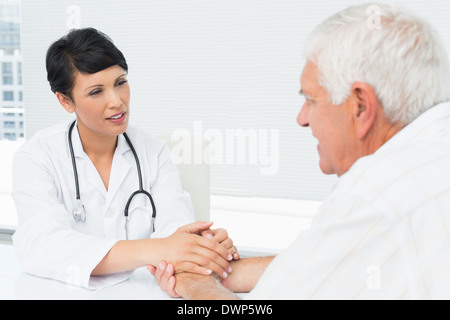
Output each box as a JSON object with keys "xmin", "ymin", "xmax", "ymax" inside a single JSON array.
[
  {"xmin": 88, "ymin": 88, "xmax": 102, "ymax": 96},
  {"xmin": 116, "ymin": 79, "xmax": 128, "ymax": 86}
]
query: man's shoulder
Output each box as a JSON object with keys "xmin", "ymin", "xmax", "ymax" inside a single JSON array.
[{"xmin": 331, "ymin": 140, "xmax": 450, "ymax": 220}]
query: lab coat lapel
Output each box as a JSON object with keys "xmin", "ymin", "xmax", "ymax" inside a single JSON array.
[
  {"xmin": 105, "ymin": 134, "xmax": 131, "ymax": 207},
  {"xmin": 70, "ymin": 122, "xmax": 107, "ymax": 199}
]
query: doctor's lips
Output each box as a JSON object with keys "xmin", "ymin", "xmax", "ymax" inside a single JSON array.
[{"xmin": 106, "ymin": 112, "xmax": 127, "ymax": 123}]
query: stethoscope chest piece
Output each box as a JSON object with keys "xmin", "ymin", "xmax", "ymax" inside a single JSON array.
[{"xmin": 73, "ymin": 199, "xmax": 86, "ymax": 223}]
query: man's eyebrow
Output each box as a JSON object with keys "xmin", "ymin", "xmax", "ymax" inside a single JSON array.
[{"xmin": 299, "ymin": 89, "xmax": 312, "ymax": 99}]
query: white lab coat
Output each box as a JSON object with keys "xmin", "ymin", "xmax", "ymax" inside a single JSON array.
[{"xmin": 12, "ymin": 119, "xmax": 195, "ymax": 289}]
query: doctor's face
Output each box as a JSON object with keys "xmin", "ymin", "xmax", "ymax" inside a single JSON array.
[{"xmin": 66, "ymin": 65, "xmax": 130, "ymax": 138}]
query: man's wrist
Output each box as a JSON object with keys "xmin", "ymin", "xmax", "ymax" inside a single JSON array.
[{"xmin": 175, "ymin": 272, "xmax": 238, "ymax": 300}]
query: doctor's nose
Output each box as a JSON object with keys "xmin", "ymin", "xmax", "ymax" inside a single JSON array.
[{"xmin": 106, "ymin": 89, "xmax": 123, "ymax": 109}]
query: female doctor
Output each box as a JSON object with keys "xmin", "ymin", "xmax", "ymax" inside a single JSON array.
[{"xmin": 12, "ymin": 28, "xmax": 237, "ymax": 289}]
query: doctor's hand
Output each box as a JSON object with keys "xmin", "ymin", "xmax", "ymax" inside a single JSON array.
[
  {"xmin": 157, "ymin": 221, "xmax": 233, "ymax": 279},
  {"xmin": 201, "ymin": 228, "xmax": 240, "ymax": 261}
]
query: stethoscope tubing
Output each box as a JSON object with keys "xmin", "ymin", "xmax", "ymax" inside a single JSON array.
[
  {"xmin": 68, "ymin": 120, "xmax": 81, "ymax": 201},
  {"xmin": 68, "ymin": 120, "xmax": 156, "ymax": 238}
]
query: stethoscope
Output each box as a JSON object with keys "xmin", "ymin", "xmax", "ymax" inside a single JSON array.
[{"xmin": 68, "ymin": 120, "xmax": 156, "ymax": 240}]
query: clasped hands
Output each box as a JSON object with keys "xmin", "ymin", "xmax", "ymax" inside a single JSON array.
[{"xmin": 147, "ymin": 221, "xmax": 239, "ymax": 298}]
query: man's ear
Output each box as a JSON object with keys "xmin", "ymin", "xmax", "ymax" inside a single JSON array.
[
  {"xmin": 351, "ymin": 82, "xmax": 379, "ymax": 140},
  {"xmin": 55, "ymin": 92, "xmax": 75, "ymax": 114}
]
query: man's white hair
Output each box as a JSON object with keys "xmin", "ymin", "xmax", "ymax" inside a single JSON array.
[{"xmin": 304, "ymin": 2, "xmax": 450, "ymax": 125}]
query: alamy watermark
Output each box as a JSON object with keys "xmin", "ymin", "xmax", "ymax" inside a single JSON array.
[
  {"xmin": 366, "ymin": 265, "xmax": 381, "ymax": 290},
  {"xmin": 66, "ymin": 264, "xmax": 82, "ymax": 290},
  {"xmin": 66, "ymin": 5, "xmax": 81, "ymax": 29},
  {"xmin": 170, "ymin": 121, "xmax": 280, "ymax": 176},
  {"xmin": 367, "ymin": 4, "xmax": 382, "ymax": 30}
]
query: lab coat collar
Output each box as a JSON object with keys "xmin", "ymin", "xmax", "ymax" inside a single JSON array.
[
  {"xmin": 69, "ymin": 120, "xmax": 132, "ymax": 158},
  {"xmin": 116, "ymin": 132, "xmax": 132, "ymax": 156},
  {"xmin": 68, "ymin": 120, "xmax": 132, "ymax": 202}
]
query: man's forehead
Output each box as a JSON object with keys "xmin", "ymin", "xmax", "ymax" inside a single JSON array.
[{"xmin": 300, "ymin": 61, "xmax": 322, "ymax": 98}]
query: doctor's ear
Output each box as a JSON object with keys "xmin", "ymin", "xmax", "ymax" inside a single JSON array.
[{"xmin": 56, "ymin": 92, "xmax": 75, "ymax": 113}]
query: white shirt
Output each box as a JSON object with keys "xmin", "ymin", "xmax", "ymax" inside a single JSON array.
[
  {"xmin": 12, "ymin": 120, "xmax": 195, "ymax": 289},
  {"xmin": 247, "ymin": 102, "xmax": 450, "ymax": 300}
]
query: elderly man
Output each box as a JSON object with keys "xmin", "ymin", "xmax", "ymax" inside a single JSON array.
[{"xmin": 151, "ymin": 2, "xmax": 450, "ymax": 299}]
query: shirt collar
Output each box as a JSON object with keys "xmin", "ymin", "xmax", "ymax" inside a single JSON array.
[{"xmin": 377, "ymin": 101, "xmax": 450, "ymax": 154}]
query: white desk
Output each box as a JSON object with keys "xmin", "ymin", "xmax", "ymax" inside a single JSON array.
[
  {"xmin": 0, "ymin": 244, "xmax": 174, "ymax": 300},
  {"xmin": 0, "ymin": 244, "xmax": 254, "ymax": 300}
]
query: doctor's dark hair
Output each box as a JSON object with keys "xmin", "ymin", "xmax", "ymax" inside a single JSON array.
[{"xmin": 46, "ymin": 27, "xmax": 128, "ymax": 100}]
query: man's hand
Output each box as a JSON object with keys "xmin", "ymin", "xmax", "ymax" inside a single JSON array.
[
  {"xmin": 148, "ymin": 260, "xmax": 180, "ymax": 298},
  {"xmin": 149, "ymin": 260, "xmax": 238, "ymax": 300},
  {"xmin": 149, "ymin": 256, "xmax": 275, "ymax": 298},
  {"xmin": 174, "ymin": 272, "xmax": 224, "ymax": 299}
]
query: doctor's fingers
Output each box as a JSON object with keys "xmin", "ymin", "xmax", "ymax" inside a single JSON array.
[
  {"xmin": 223, "ymin": 243, "xmax": 240, "ymax": 261},
  {"xmin": 172, "ymin": 235, "xmax": 232, "ymax": 277},
  {"xmin": 211, "ymin": 228, "xmax": 229, "ymax": 243},
  {"xmin": 196, "ymin": 235, "xmax": 232, "ymax": 262},
  {"xmin": 190, "ymin": 245, "xmax": 233, "ymax": 279},
  {"xmin": 202, "ymin": 229, "xmax": 240, "ymax": 260},
  {"xmin": 171, "ymin": 239, "xmax": 232, "ymax": 279},
  {"xmin": 201, "ymin": 228, "xmax": 227, "ymax": 242},
  {"xmin": 176, "ymin": 257, "xmax": 230, "ymax": 281},
  {"xmin": 217, "ymin": 237, "xmax": 239, "ymax": 260}
]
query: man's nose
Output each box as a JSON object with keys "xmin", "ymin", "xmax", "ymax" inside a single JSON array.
[{"xmin": 297, "ymin": 102, "xmax": 309, "ymax": 127}]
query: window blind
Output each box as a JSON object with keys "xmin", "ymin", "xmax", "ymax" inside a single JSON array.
[{"xmin": 21, "ymin": 0, "xmax": 450, "ymax": 201}]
